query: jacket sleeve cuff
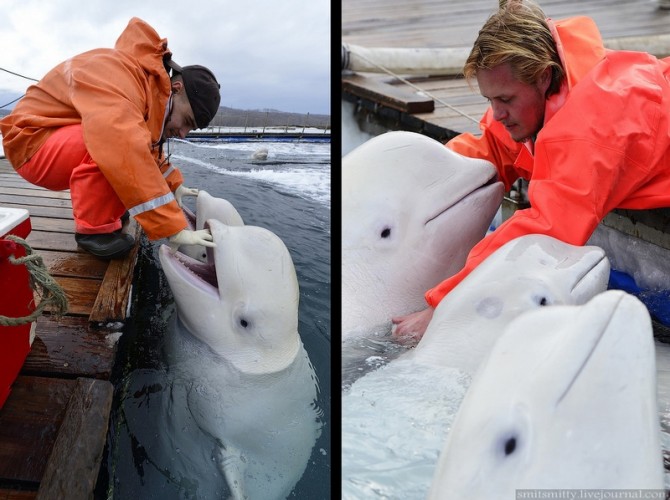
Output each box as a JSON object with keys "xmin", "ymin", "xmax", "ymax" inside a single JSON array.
[
  {"xmin": 159, "ymin": 162, "xmax": 184, "ymax": 192},
  {"xmin": 134, "ymin": 200, "xmax": 188, "ymax": 240}
]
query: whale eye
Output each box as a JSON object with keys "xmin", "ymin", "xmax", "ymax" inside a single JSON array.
[
  {"xmin": 532, "ymin": 294, "xmax": 550, "ymax": 306},
  {"xmin": 498, "ymin": 411, "xmax": 529, "ymax": 461},
  {"xmin": 504, "ymin": 436, "xmax": 517, "ymax": 455},
  {"xmin": 380, "ymin": 227, "xmax": 391, "ymax": 239}
]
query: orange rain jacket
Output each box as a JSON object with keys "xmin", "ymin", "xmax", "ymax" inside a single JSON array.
[
  {"xmin": 425, "ymin": 16, "xmax": 670, "ymax": 308},
  {"xmin": 0, "ymin": 17, "xmax": 187, "ymax": 240}
]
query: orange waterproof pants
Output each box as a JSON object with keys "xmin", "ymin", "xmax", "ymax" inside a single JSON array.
[{"xmin": 18, "ymin": 124, "xmax": 126, "ymax": 234}]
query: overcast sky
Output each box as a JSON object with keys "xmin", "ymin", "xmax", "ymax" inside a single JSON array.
[{"xmin": 0, "ymin": 0, "xmax": 330, "ymax": 115}]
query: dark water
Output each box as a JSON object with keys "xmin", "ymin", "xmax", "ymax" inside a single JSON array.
[{"xmin": 96, "ymin": 138, "xmax": 331, "ymax": 499}]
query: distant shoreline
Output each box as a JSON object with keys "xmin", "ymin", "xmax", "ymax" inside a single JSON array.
[
  {"xmin": 209, "ymin": 106, "xmax": 330, "ymax": 128},
  {"xmin": 0, "ymin": 105, "xmax": 330, "ymax": 129}
]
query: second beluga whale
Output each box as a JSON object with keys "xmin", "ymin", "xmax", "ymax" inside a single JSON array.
[
  {"xmin": 342, "ymin": 235, "xmax": 611, "ymax": 498},
  {"xmin": 407, "ymin": 233, "xmax": 611, "ymax": 375},
  {"xmin": 342, "ymin": 131, "xmax": 504, "ymax": 337},
  {"xmin": 429, "ymin": 290, "xmax": 664, "ymax": 497}
]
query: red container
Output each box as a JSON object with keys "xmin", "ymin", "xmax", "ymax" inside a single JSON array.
[{"xmin": 0, "ymin": 207, "xmax": 34, "ymax": 409}]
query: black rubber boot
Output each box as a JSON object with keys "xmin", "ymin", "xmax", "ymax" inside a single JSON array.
[{"xmin": 75, "ymin": 232, "xmax": 135, "ymax": 259}]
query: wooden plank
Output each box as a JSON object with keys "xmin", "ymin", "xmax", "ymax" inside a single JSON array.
[
  {"xmin": 0, "ymin": 169, "xmax": 33, "ymax": 177},
  {"xmin": 0, "ymin": 187, "xmax": 70, "ymax": 201},
  {"xmin": 89, "ymin": 220, "xmax": 141, "ymax": 323},
  {"xmin": 0, "ymin": 377, "xmax": 76, "ymax": 483},
  {"xmin": 0, "ymin": 202, "xmax": 73, "ymax": 220},
  {"xmin": 342, "ymin": 73, "xmax": 435, "ymax": 113},
  {"xmin": 27, "ymin": 217, "xmax": 75, "ymax": 234},
  {"xmin": 343, "ymin": 0, "xmax": 670, "ymax": 48},
  {"xmin": 0, "ymin": 178, "xmax": 39, "ymax": 189},
  {"xmin": 345, "ymin": 87, "xmax": 482, "ymax": 140},
  {"xmin": 22, "ymin": 316, "xmax": 117, "ymax": 379},
  {"xmin": 39, "ymin": 250, "xmax": 107, "ymax": 280},
  {"xmin": 26, "ymin": 231, "xmax": 80, "ymax": 253},
  {"xmin": 343, "ymin": 71, "xmax": 486, "ymax": 139},
  {"xmin": 0, "ymin": 194, "xmax": 72, "ymax": 210},
  {"xmin": 50, "ymin": 276, "xmax": 101, "ymax": 317},
  {"xmin": 36, "ymin": 378, "xmax": 113, "ymax": 500}
]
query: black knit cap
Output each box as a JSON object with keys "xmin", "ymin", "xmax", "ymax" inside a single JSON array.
[{"xmin": 168, "ymin": 61, "xmax": 221, "ymax": 129}]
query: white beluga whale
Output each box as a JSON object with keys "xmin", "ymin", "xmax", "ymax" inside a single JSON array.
[
  {"xmin": 180, "ymin": 189, "xmax": 244, "ymax": 262},
  {"xmin": 342, "ymin": 235, "xmax": 611, "ymax": 498},
  {"xmin": 407, "ymin": 234, "xmax": 610, "ymax": 375},
  {"xmin": 158, "ymin": 219, "xmax": 321, "ymax": 499},
  {"xmin": 251, "ymin": 147, "xmax": 269, "ymax": 160},
  {"xmin": 429, "ymin": 290, "xmax": 664, "ymax": 498},
  {"xmin": 343, "ymin": 234, "xmax": 609, "ymax": 389},
  {"xmin": 342, "ymin": 130, "xmax": 504, "ymax": 337}
]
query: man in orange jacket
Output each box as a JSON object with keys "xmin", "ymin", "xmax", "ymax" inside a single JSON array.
[
  {"xmin": 392, "ymin": 0, "xmax": 670, "ymax": 338},
  {"xmin": 0, "ymin": 17, "xmax": 220, "ymax": 259}
]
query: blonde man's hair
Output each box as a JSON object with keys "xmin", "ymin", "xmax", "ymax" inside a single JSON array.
[{"xmin": 464, "ymin": 0, "xmax": 565, "ymax": 97}]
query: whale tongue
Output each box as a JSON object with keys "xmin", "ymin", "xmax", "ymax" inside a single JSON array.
[{"xmin": 173, "ymin": 250, "xmax": 218, "ymax": 289}]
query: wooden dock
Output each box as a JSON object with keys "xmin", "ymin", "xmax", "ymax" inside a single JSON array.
[
  {"xmin": 0, "ymin": 158, "xmax": 140, "ymax": 498},
  {"xmin": 343, "ymin": 0, "xmax": 670, "ymax": 141}
]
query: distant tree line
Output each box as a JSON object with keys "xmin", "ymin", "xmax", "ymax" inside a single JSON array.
[
  {"xmin": 0, "ymin": 106, "xmax": 331, "ymax": 129},
  {"xmin": 209, "ymin": 107, "xmax": 330, "ymax": 129}
]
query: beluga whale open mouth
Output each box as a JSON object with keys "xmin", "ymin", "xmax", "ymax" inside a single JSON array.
[
  {"xmin": 159, "ymin": 218, "xmax": 301, "ymax": 374},
  {"xmin": 158, "ymin": 214, "xmax": 321, "ymax": 500},
  {"xmin": 160, "ymin": 244, "xmax": 218, "ymax": 294}
]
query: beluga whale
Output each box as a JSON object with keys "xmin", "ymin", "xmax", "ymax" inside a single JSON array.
[
  {"xmin": 158, "ymin": 218, "xmax": 321, "ymax": 499},
  {"xmin": 251, "ymin": 147, "xmax": 269, "ymax": 160},
  {"xmin": 342, "ymin": 131, "xmax": 504, "ymax": 337},
  {"xmin": 428, "ymin": 290, "xmax": 664, "ymax": 498},
  {"xmin": 407, "ymin": 234, "xmax": 610, "ymax": 375},
  {"xmin": 342, "ymin": 235, "xmax": 611, "ymax": 498}
]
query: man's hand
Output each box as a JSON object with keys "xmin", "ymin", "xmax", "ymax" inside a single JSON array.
[
  {"xmin": 391, "ymin": 307, "xmax": 435, "ymax": 342},
  {"xmin": 168, "ymin": 228, "xmax": 216, "ymax": 251},
  {"xmin": 175, "ymin": 185, "xmax": 199, "ymax": 207}
]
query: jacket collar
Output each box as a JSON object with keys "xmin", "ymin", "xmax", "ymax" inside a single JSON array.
[{"xmin": 522, "ymin": 17, "xmax": 606, "ymax": 152}]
